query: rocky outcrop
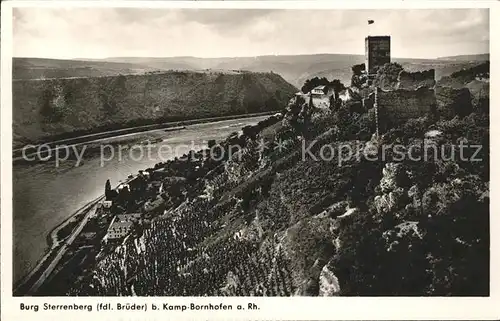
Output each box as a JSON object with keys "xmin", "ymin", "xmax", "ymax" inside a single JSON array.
[
  {"xmin": 374, "ymin": 163, "xmax": 408, "ymax": 215},
  {"xmin": 380, "ymin": 163, "xmax": 404, "ymax": 193},
  {"xmin": 382, "ymin": 221, "xmax": 424, "ymax": 252},
  {"xmin": 317, "ymin": 201, "xmax": 350, "ymax": 218},
  {"xmin": 318, "ymin": 265, "xmax": 340, "ymax": 296},
  {"xmin": 374, "ymin": 188, "xmax": 405, "ymax": 214}
]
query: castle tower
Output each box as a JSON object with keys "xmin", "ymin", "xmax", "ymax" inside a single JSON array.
[{"xmin": 365, "ymin": 36, "xmax": 391, "ymax": 75}]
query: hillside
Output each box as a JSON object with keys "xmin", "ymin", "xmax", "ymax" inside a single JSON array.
[
  {"xmin": 14, "ymin": 54, "xmax": 488, "ymax": 87},
  {"xmin": 437, "ymin": 53, "xmax": 490, "ymax": 61},
  {"xmin": 13, "ymin": 70, "xmax": 297, "ymax": 146},
  {"xmin": 52, "ymin": 62, "xmax": 489, "ymax": 297},
  {"xmin": 437, "ymin": 61, "xmax": 490, "ymax": 88},
  {"xmin": 13, "ymin": 58, "xmax": 159, "ymax": 80}
]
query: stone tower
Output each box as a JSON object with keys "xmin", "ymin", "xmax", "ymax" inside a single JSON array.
[{"xmin": 365, "ymin": 36, "xmax": 391, "ymax": 75}]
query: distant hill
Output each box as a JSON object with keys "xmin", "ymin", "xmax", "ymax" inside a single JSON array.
[
  {"xmin": 437, "ymin": 53, "xmax": 489, "ymax": 62},
  {"xmin": 13, "ymin": 70, "xmax": 297, "ymax": 145},
  {"xmin": 14, "ymin": 53, "xmax": 489, "ymax": 87},
  {"xmin": 13, "ymin": 57, "xmax": 160, "ymax": 80}
]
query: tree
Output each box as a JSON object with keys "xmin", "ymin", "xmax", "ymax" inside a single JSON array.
[
  {"xmin": 330, "ymin": 79, "xmax": 346, "ymax": 110},
  {"xmin": 39, "ymin": 86, "xmax": 67, "ymax": 122},
  {"xmin": 105, "ymin": 179, "xmax": 112, "ymax": 200},
  {"xmin": 116, "ymin": 185, "xmax": 131, "ymax": 206},
  {"xmin": 330, "ymin": 79, "xmax": 346, "ymax": 94},
  {"xmin": 350, "ymin": 64, "xmax": 367, "ymax": 88},
  {"xmin": 329, "ymin": 94, "xmax": 336, "ymax": 111},
  {"xmin": 352, "ymin": 63, "xmax": 366, "ymax": 76},
  {"xmin": 301, "ymin": 77, "xmax": 330, "ymax": 94}
]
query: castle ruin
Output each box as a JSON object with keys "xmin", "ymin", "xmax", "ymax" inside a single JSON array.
[
  {"xmin": 363, "ymin": 34, "xmax": 440, "ymax": 135},
  {"xmin": 397, "ymin": 69, "xmax": 436, "ymax": 90},
  {"xmin": 374, "ymin": 86, "xmax": 436, "ymax": 133}
]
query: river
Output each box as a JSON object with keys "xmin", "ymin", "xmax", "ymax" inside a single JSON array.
[{"xmin": 13, "ymin": 115, "xmax": 269, "ymax": 284}]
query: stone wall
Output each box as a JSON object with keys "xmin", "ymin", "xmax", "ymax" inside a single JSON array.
[
  {"xmin": 397, "ymin": 69, "xmax": 436, "ymax": 90},
  {"xmin": 375, "ymin": 86, "xmax": 436, "ymax": 132},
  {"xmin": 466, "ymin": 80, "xmax": 489, "ymax": 113},
  {"xmin": 362, "ymin": 92, "xmax": 375, "ymax": 110},
  {"xmin": 312, "ymin": 96, "xmax": 331, "ymax": 109}
]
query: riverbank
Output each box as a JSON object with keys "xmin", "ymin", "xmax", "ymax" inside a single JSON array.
[
  {"xmin": 14, "ymin": 175, "xmax": 138, "ymax": 296},
  {"xmin": 14, "ymin": 196, "xmax": 102, "ymax": 295},
  {"xmin": 13, "ymin": 115, "xmax": 273, "ymax": 295}
]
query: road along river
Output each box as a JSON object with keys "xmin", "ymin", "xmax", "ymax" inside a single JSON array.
[{"xmin": 13, "ymin": 115, "xmax": 269, "ymax": 285}]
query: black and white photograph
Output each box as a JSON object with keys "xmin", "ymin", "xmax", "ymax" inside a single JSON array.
[{"xmin": 5, "ymin": 2, "xmax": 492, "ymax": 303}]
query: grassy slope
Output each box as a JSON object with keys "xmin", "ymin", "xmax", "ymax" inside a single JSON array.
[
  {"xmin": 71, "ymin": 61, "xmax": 489, "ymax": 297},
  {"xmin": 13, "ymin": 71, "xmax": 297, "ymax": 145},
  {"xmin": 13, "ymin": 58, "xmax": 159, "ymax": 80},
  {"xmin": 75, "ymin": 107, "xmax": 488, "ymax": 296}
]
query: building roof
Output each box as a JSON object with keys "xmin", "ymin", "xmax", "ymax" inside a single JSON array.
[
  {"xmin": 116, "ymin": 213, "xmax": 141, "ymax": 222},
  {"xmin": 117, "ymin": 183, "xmax": 130, "ymax": 190},
  {"xmin": 425, "ymin": 130, "xmax": 443, "ymax": 138},
  {"xmin": 365, "ymin": 35, "xmax": 391, "ymax": 40},
  {"xmin": 312, "ymin": 85, "xmax": 326, "ymax": 90},
  {"xmin": 163, "ymin": 176, "xmax": 187, "ymax": 184},
  {"xmin": 108, "ymin": 220, "xmax": 133, "ymax": 230},
  {"xmin": 102, "ymin": 200, "xmax": 113, "ymax": 209}
]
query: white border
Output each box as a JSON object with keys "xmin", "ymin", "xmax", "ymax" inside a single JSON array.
[{"xmin": 1, "ymin": 1, "xmax": 498, "ymax": 320}]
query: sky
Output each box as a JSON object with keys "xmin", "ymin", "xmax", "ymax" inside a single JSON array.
[{"xmin": 12, "ymin": 7, "xmax": 489, "ymax": 59}]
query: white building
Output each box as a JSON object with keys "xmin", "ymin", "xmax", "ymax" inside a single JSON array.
[
  {"xmin": 102, "ymin": 200, "xmax": 113, "ymax": 209},
  {"xmin": 117, "ymin": 183, "xmax": 130, "ymax": 191},
  {"xmin": 106, "ymin": 217, "xmax": 133, "ymax": 240},
  {"xmin": 116, "ymin": 213, "xmax": 142, "ymax": 222},
  {"xmin": 311, "ymin": 85, "xmax": 328, "ymax": 96},
  {"xmin": 105, "ymin": 213, "xmax": 141, "ymax": 240}
]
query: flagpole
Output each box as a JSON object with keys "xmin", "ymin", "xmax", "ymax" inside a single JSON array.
[
  {"xmin": 368, "ymin": 19, "xmax": 374, "ymax": 36},
  {"xmin": 366, "ymin": 19, "xmax": 374, "ymax": 75}
]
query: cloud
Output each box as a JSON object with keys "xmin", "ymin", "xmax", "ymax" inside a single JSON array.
[
  {"xmin": 12, "ymin": 7, "xmax": 489, "ymax": 59},
  {"xmin": 178, "ymin": 9, "xmax": 278, "ymax": 29}
]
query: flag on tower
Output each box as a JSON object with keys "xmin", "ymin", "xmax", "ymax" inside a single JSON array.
[{"xmin": 368, "ymin": 19, "xmax": 374, "ymax": 24}]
